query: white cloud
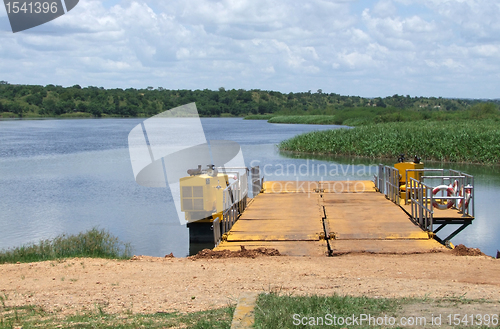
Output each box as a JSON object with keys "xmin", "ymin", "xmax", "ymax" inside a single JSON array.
[
  {"xmin": 471, "ymin": 45, "xmax": 500, "ymax": 58},
  {"xmin": 362, "ymin": 7, "xmax": 443, "ymax": 49},
  {"xmin": 337, "ymin": 51, "xmax": 376, "ymax": 69},
  {"xmin": 420, "ymin": 0, "xmax": 500, "ymax": 42},
  {"xmin": 0, "ymin": 0, "xmax": 499, "ymax": 97},
  {"xmin": 372, "ymin": 0, "xmax": 398, "ymax": 17}
]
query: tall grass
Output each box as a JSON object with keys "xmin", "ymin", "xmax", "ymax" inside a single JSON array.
[
  {"xmin": 59, "ymin": 112, "xmax": 93, "ymax": 118},
  {"xmin": 0, "ymin": 228, "xmax": 132, "ymax": 264},
  {"xmin": 279, "ymin": 120, "xmax": 500, "ymax": 164},
  {"xmin": 0, "ymin": 303, "xmax": 234, "ymax": 328},
  {"xmin": 0, "ymin": 112, "xmax": 17, "ymax": 118},
  {"xmin": 268, "ymin": 115, "xmax": 338, "ymax": 125},
  {"xmin": 243, "ymin": 114, "xmax": 276, "ymax": 120},
  {"xmin": 254, "ymin": 293, "xmax": 400, "ymax": 328},
  {"xmin": 246, "ymin": 103, "xmax": 500, "ymax": 126}
]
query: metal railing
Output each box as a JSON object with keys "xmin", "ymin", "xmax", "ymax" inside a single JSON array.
[
  {"xmin": 375, "ymin": 165, "xmax": 475, "ymax": 223},
  {"xmin": 213, "ymin": 167, "xmax": 251, "ymax": 246},
  {"xmin": 407, "ymin": 176, "xmax": 475, "ymax": 232},
  {"xmin": 223, "ymin": 180, "xmax": 240, "ymax": 211},
  {"xmin": 408, "ymin": 177, "xmax": 434, "ymax": 230},
  {"xmin": 374, "ymin": 164, "xmax": 399, "ymax": 204},
  {"xmin": 450, "ymin": 170, "xmax": 475, "ymax": 217},
  {"xmin": 223, "ymin": 202, "xmax": 238, "ymax": 234},
  {"xmin": 213, "ymin": 200, "xmax": 239, "ymax": 247},
  {"xmin": 404, "ymin": 169, "xmax": 444, "ymax": 204},
  {"xmin": 382, "ymin": 165, "xmax": 400, "ymax": 204},
  {"xmin": 421, "ymin": 174, "xmax": 474, "ymax": 218},
  {"xmin": 375, "ymin": 164, "xmax": 385, "ymax": 194},
  {"xmin": 218, "ymin": 167, "xmax": 249, "ymax": 211},
  {"xmin": 239, "ymin": 170, "xmax": 248, "ymax": 210}
]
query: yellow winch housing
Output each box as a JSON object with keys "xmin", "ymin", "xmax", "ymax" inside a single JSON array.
[
  {"xmin": 394, "ymin": 161, "xmax": 424, "ymax": 200},
  {"xmin": 180, "ymin": 173, "xmax": 229, "ymax": 223}
]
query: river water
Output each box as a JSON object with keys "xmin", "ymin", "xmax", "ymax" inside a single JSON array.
[{"xmin": 0, "ymin": 118, "xmax": 498, "ymax": 257}]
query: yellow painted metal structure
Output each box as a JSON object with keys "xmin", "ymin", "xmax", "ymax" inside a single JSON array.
[
  {"xmin": 395, "ymin": 162, "xmax": 424, "ymax": 200},
  {"xmin": 215, "ymin": 180, "xmax": 446, "ymax": 256},
  {"xmin": 180, "ymin": 173, "xmax": 228, "ymax": 223},
  {"xmin": 394, "ymin": 162, "xmax": 424, "ymax": 184}
]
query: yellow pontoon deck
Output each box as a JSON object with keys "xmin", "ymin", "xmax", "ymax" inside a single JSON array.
[{"xmin": 215, "ymin": 180, "xmax": 447, "ymax": 256}]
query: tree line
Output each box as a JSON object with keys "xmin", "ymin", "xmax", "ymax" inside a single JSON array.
[{"xmin": 0, "ymin": 81, "xmax": 497, "ymax": 118}]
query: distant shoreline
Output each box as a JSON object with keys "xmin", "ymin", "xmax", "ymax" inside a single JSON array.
[
  {"xmin": 2, "ymin": 83, "xmax": 498, "ymax": 124},
  {"xmin": 0, "ymin": 114, "xmax": 247, "ymax": 120}
]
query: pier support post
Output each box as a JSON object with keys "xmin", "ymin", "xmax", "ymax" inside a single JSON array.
[{"xmin": 251, "ymin": 166, "xmax": 261, "ymax": 197}]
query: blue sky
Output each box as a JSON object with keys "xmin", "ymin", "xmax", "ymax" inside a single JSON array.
[{"xmin": 1, "ymin": 0, "xmax": 499, "ymax": 98}]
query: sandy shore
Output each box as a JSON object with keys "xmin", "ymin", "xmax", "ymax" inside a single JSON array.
[{"xmin": 0, "ymin": 250, "xmax": 499, "ymax": 315}]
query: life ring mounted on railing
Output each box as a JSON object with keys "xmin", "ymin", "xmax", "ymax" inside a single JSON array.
[
  {"xmin": 432, "ymin": 184, "xmax": 455, "ymax": 210},
  {"xmin": 450, "ymin": 180, "xmax": 459, "ymax": 196},
  {"xmin": 457, "ymin": 185, "xmax": 472, "ymax": 211}
]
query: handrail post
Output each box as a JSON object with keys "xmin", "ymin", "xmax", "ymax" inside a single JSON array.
[
  {"xmin": 405, "ymin": 170, "xmax": 409, "ymax": 205},
  {"xmin": 251, "ymin": 166, "xmax": 261, "ymax": 197},
  {"xmin": 429, "ymin": 192, "xmax": 433, "ymax": 230},
  {"xmin": 418, "ymin": 182, "xmax": 423, "ymax": 228},
  {"xmin": 213, "ymin": 217, "xmax": 221, "ymax": 247},
  {"xmin": 410, "ymin": 178, "xmax": 414, "ymax": 222}
]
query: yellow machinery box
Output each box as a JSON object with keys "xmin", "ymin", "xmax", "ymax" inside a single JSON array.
[
  {"xmin": 179, "ymin": 173, "xmax": 228, "ymax": 222},
  {"xmin": 394, "ymin": 162, "xmax": 424, "ymax": 201},
  {"xmin": 394, "ymin": 162, "xmax": 424, "ymax": 184}
]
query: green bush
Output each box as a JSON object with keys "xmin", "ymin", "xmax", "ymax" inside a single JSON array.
[
  {"xmin": 0, "ymin": 228, "xmax": 132, "ymax": 264},
  {"xmin": 244, "ymin": 114, "xmax": 276, "ymax": 120},
  {"xmin": 268, "ymin": 115, "xmax": 338, "ymax": 125}
]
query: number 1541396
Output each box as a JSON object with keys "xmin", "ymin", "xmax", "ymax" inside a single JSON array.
[{"xmin": 5, "ymin": 2, "xmax": 58, "ymax": 14}]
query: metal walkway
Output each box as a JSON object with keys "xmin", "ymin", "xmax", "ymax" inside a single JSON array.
[{"xmin": 215, "ymin": 180, "xmax": 446, "ymax": 256}]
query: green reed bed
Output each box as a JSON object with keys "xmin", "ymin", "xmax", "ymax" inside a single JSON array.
[
  {"xmin": 279, "ymin": 121, "xmax": 500, "ymax": 164},
  {"xmin": 59, "ymin": 112, "xmax": 93, "ymax": 118},
  {"xmin": 245, "ymin": 103, "xmax": 500, "ymax": 126},
  {"xmin": 268, "ymin": 115, "xmax": 338, "ymax": 125},
  {"xmin": 243, "ymin": 114, "xmax": 277, "ymax": 120},
  {"xmin": 0, "ymin": 228, "xmax": 131, "ymax": 264}
]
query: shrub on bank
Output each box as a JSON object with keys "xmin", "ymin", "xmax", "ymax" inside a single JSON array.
[{"xmin": 0, "ymin": 228, "xmax": 131, "ymax": 263}]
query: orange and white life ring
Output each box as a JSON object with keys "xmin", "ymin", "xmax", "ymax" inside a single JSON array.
[
  {"xmin": 457, "ymin": 185, "xmax": 472, "ymax": 211},
  {"xmin": 450, "ymin": 180, "xmax": 459, "ymax": 196},
  {"xmin": 432, "ymin": 185, "xmax": 455, "ymax": 210}
]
